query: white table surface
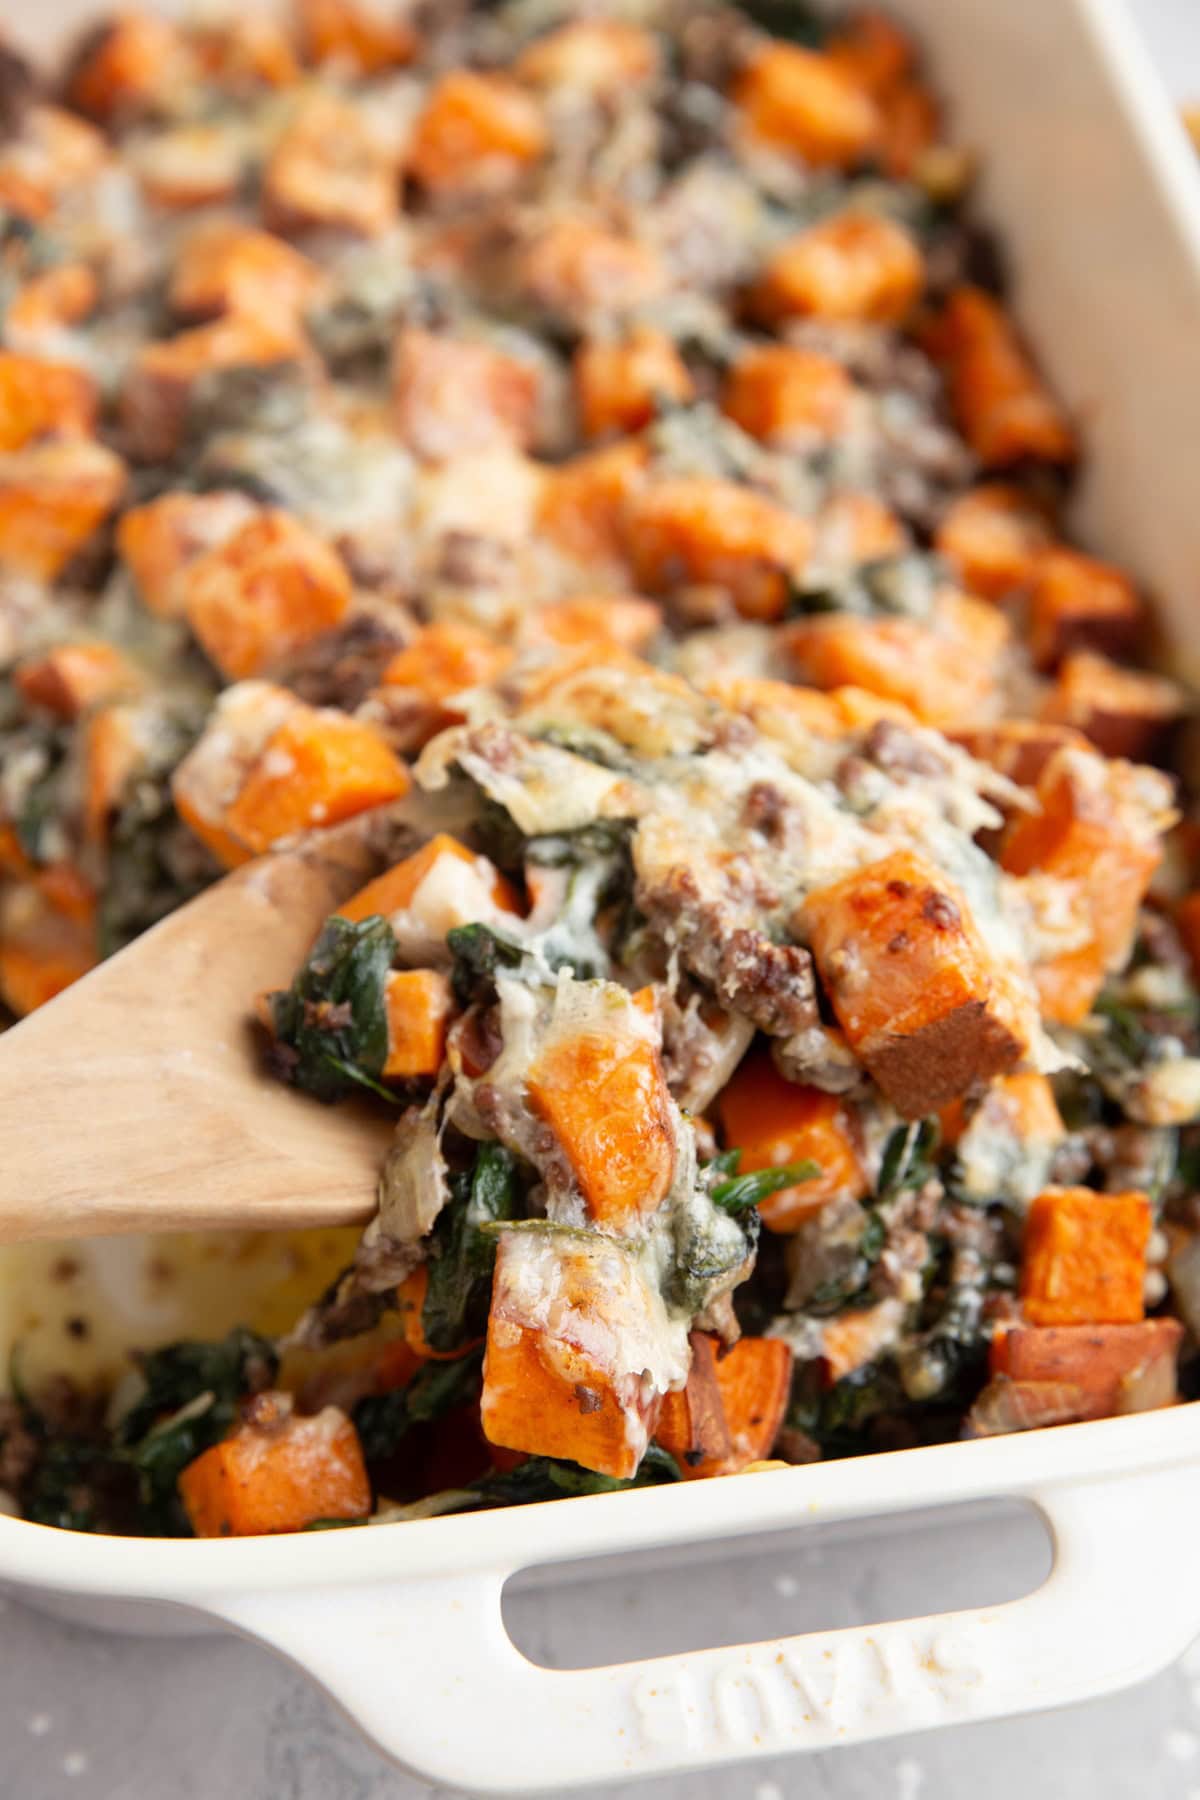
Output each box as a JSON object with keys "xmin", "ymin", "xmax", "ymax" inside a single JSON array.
[{"xmin": 4, "ymin": 3, "xmax": 1200, "ymax": 1796}]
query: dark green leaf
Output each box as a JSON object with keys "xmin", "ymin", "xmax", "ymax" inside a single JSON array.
[
  {"xmin": 352, "ymin": 1350, "xmax": 483, "ymax": 1462},
  {"xmin": 117, "ymin": 1328, "xmax": 278, "ymax": 1449},
  {"xmin": 266, "ymin": 915, "xmax": 397, "ymax": 1102},
  {"xmin": 422, "ymin": 1144, "xmax": 518, "ymax": 1354},
  {"xmin": 446, "ymin": 921, "xmax": 526, "ymax": 1006},
  {"xmin": 878, "ymin": 1119, "xmax": 940, "ymax": 1200},
  {"xmin": 469, "ymin": 1444, "xmax": 681, "ymax": 1506},
  {"xmin": 730, "ymin": 0, "xmax": 826, "ymax": 48},
  {"xmin": 711, "ymin": 1160, "xmax": 821, "ymax": 1215}
]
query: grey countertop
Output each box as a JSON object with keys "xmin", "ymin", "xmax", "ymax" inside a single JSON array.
[{"xmin": 5, "ymin": 3, "xmax": 1200, "ymax": 1796}]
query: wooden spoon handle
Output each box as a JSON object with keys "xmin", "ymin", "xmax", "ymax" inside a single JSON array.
[{"xmin": 0, "ymin": 827, "xmax": 395, "ymax": 1242}]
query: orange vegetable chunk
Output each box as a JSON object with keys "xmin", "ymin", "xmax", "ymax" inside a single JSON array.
[
  {"xmin": 264, "ymin": 93, "xmax": 398, "ymax": 238},
  {"xmin": 734, "ymin": 43, "xmax": 881, "ymax": 167},
  {"xmin": 526, "ymin": 986, "xmax": 676, "ymax": 1228},
  {"xmin": 710, "ymin": 1336, "xmax": 793, "ymax": 1473},
  {"xmin": 338, "ymin": 833, "xmax": 519, "ymax": 924},
  {"xmin": 537, "ymin": 438, "xmax": 647, "ymax": 571},
  {"xmin": 407, "ymin": 71, "xmax": 546, "ymax": 197},
  {"xmin": 4, "ymin": 264, "xmax": 99, "ymax": 349},
  {"xmin": 515, "ymin": 19, "xmax": 659, "ymax": 91},
  {"xmin": 181, "ymin": 510, "xmax": 351, "ymax": 681},
  {"xmin": 178, "ymin": 1396, "xmax": 370, "ymax": 1536},
  {"xmin": 226, "ymin": 707, "xmax": 409, "ymax": 853},
  {"xmin": 120, "ymin": 316, "xmax": 302, "ymax": 461},
  {"xmin": 935, "ymin": 484, "xmax": 1052, "ymax": 601},
  {"xmin": 170, "ymin": 223, "xmax": 324, "ymax": 325},
  {"xmin": 0, "ymin": 440, "xmax": 126, "ymax": 581},
  {"xmin": 1028, "ymin": 548, "xmax": 1142, "ymax": 671},
  {"xmin": 296, "ymin": 0, "xmax": 418, "ymax": 73},
  {"xmin": 1020, "ymin": 1186, "xmax": 1150, "ymax": 1327},
  {"xmin": 516, "ymin": 221, "xmax": 665, "ymax": 325},
  {"xmin": 65, "ymin": 11, "xmax": 189, "ymax": 124},
  {"xmin": 15, "ymin": 643, "xmax": 138, "ymax": 719},
  {"xmin": 752, "ymin": 211, "xmax": 923, "ymax": 325},
  {"xmin": 722, "ymin": 344, "xmax": 852, "ymax": 444},
  {"xmin": 118, "ymin": 489, "xmax": 257, "ymax": 618},
  {"xmin": 804, "ymin": 848, "xmax": 1024, "ymax": 1118},
  {"xmin": 1040, "ymin": 651, "xmax": 1184, "ymax": 762},
  {"xmin": 526, "ymin": 594, "xmax": 662, "ymax": 656},
  {"xmin": 927, "ymin": 286, "xmax": 1075, "ymax": 468},
  {"xmin": 624, "ymin": 477, "xmax": 813, "ymax": 622},
  {"xmin": 392, "ymin": 328, "xmax": 539, "ymax": 460},
  {"xmin": 655, "ymin": 1332, "xmax": 733, "ymax": 1478},
  {"xmin": 482, "ymin": 1228, "xmax": 684, "ymax": 1478},
  {"xmin": 716, "ymin": 1046, "xmax": 867, "ymax": 1231},
  {"xmin": 0, "ymin": 352, "xmax": 97, "ymax": 450},
  {"xmin": 990, "ymin": 1317, "xmax": 1181, "ymax": 1419},
  {"xmin": 382, "ymin": 969, "xmax": 455, "ymax": 1079},
  {"xmin": 574, "ymin": 326, "xmax": 693, "ymax": 440},
  {"xmin": 0, "ymin": 885, "xmax": 97, "ymax": 1016}
]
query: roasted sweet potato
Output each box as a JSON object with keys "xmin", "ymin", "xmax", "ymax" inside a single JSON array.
[
  {"xmin": 716, "ymin": 1045, "xmax": 867, "ymax": 1231},
  {"xmin": 4, "ymin": 264, "xmax": 99, "ymax": 351},
  {"xmin": 515, "ymin": 221, "xmax": 665, "ymax": 326},
  {"xmin": 392, "ymin": 328, "xmax": 539, "ymax": 461},
  {"xmin": 537, "ymin": 438, "xmax": 647, "ymax": 572},
  {"xmin": 623, "ymin": 477, "xmax": 813, "ymax": 621},
  {"xmin": 814, "ymin": 490, "xmax": 908, "ymax": 566},
  {"xmin": 171, "ymin": 680, "xmax": 300, "ymax": 867},
  {"xmin": 337, "ymin": 833, "xmax": 519, "ymax": 926},
  {"xmin": 169, "ymin": 223, "xmax": 324, "ymax": 325},
  {"xmin": 826, "ymin": 9, "xmax": 915, "ymax": 94},
  {"xmin": 1040, "ymin": 650, "xmax": 1184, "ymax": 762},
  {"xmin": 574, "ymin": 326, "xmax": 692, "ymax": 440},
  {"xmin": 64, "ymin": 11, "xmax": 190, "ymax": 125},
  {"xmin": 1001, "ymin": 749, "xmax": 1165, "ymax": 1025},
  {"xmin": 934, "ymin": 484, "xmax": 1052, "ymax": 601},
  {"xmin": 0, "ymin": 105, "xmax": 107, "ymax": 224},
  {"xmin": 407, "ymin": 71, "xmax": 546, "ymax": 197},
  {"xmin": 1020, "ymin": 1186, "xmax": 1150, "ymax": 1327},
  {"xmin": 514, "ymin": 18, "xmax": 659, "ymax": 91},
  {"xmin": 751, "ymin": 211, "xmax": 924, "ymax": 325},
  {"xmin": 117, "ymin": 489, "xmax": 257, "ymax": 618},
  {"xmin": 1028, "ymin": 548, "xmax": 1142, "ymax": 671},
  {"xmin": 721, "ymin": 344, "xmax": 852, "ymax": 444},
  {"xmin": 187, "ymin": 12, "xmax": 301, "ymax": 90},
  {"xmin": 0, "ymin": 351, "xmax": 97, "ymax": 451},
  {"xmin": 733, "ymin": 43, "xmax": 881, "ymax": 167},
  {"xmin": 804, "ymin": 848, "xmax": 1025, "ymax": 1117},
  {"xmin": 224, "ymin": 706, "xmax": 410, "ymax": 853},
  {"xmin": 525, "ymin": 593, "xmax": 662, "ymax": 657},
  {"xmin": 481, "ymin": 1228, "xmax": 681, "ymax": 1478},
  {"xmin": 14, "ymin": 642, "xmax": 139, "ymax": 719},
  {"xmin": 296, "ymin": 0, "xmax": 418, "ymax": 74},
  {"xmin": 382, "ymin": 969, "xmax": 456, "ymax": 1079},
  {"xmin": 264, "ymin": 93, "xmax": 398, "ymax": 237},
  {"xmin": 0, "ymin": 884, "xmax": 97, "ymax": 1016},
  {"xmin": 952, "ymin": 719, "xmax": 1088, "ymax": 789},
  {"xmin": 655, "ymin": 1331, "xmax": 733, "ymax": 1477},
  {"xmin": 120, "ymin": 316, "xmax": 303, "ymax": 462},
  {"xmin": 821, "ymin": 1298, "xmax": 905, "ymax": 1384},
  {"xmin": 180, "ymin": 510, "xmax": 351, "ymax": 681},
  {"xmin": 178, "ymin": 1394, "xmax": 371, "ymax": 1536},
  {"xmin": 379, "ymin": 620, "xmax": 515, "ymax": 740},
  {"xmin": 876, "ymin": 78, "xmax": 939, "ymax": 178},
  {"xmin": 989, "ymin": 1317, "xmax": 1182, "ymax": 1419},
  {"xmin": 783, "ymin": 594, "xmax": 1007, "ymax": 729},
  {"xmin": 925, "ymin": 286, "xmax": 1075, "ymax": 468},
  {"xmin": 709, "ymin": 1336, "xmax": 794, "ymax": 1473},
  {"xmin": 134, "ymin": 123, "xmax": 246, "ymax": 210},
  {"xmin": 81, "ymin": 702, "xmax": 150, "ymax": 847},
  {"xmin": 0, "ymin": 440, "xmax": 126, "ymax": 581},
  {"xmin": 526, "ymin": 987, "xmax": 676, "ymax": 1229}
]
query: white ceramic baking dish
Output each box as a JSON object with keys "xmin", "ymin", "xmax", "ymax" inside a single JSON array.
[{"xmin": 6, "ymin": 0, "xmax": 1200, "ymax": 1790}]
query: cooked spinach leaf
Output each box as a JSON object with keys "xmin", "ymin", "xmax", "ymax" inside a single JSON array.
[
  {"xmin": 468, "ymin": 1445, "xmax": 681, "ymax": 1505},
  {"xmin": 117, "ymin": 1327, "xmax": 278, "ymax": 1448},
  {"xmin": 788, "ymin": 553, "xmax": 947, "ymax": 623},
  {"xmin": 266, "ymin": 915, "xmax": 397, "ymax": 1102},
  {"xmin": 710, "ymin": 1157, "xmax": 821, "ymax": 1215},
  {"xmin": 422, "ymin": 1144, "xmax": 518, "ymax": 1354},
  {"xmin": 878, "ymin": 1118, "xmax": 941, "ymax": 1200}
]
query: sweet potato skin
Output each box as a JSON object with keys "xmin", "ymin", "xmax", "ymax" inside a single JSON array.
[
  {"xmin": 1020, "ymin": 1186, "xmax": 1150, "ymax": 1327},
  {"xmin": 716, "ymin": 1046, "xmax": 867, "ymax": 1231},
  {"xmin": 804, "ymin": 849, "xmax": 1023, "ymax": 1118},
  {"xmin": 972, "ymin": 1319, "xmax": 1182, "ymax": 1433},
  {"xmin": 1040, "ymin": 651, "xmax": 1184, "ymax": 762},
  {"xmin": 178, "ymin": 1399, "xmax": 371, "ymax": 1536}
]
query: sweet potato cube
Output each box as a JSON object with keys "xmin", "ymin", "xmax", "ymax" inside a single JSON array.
[
  {"xmin": 338, "ymin": 833, "xmax": 519, "ymax": 925},
  {"xmin": 655, "ymin": 1332, "xmax": 733, "ymax": 1478},
  {"xmin": 187, "ymin": 13, "xmax": 301, "ymax": 91},
  {"xmin": 64, "ymin": 11, "xmax": 190, "ymax": 124},
  {"xmin": 171, "ymin": 680, "xmax": 299, "ymax": 867},
  {"xmin": 481, "ymin": 1228, "xmax": 683, "ymax": 1478},
  {"xmin": 624, "ymin": 477, "xmax": 813, "ymax": 622},
  {"xmin": 296, "ymin": 0, "xmax": 418, "ymax": 74},
  {"xmin": 392, "ymin": 328, "xmax": 539, "ymax": 461},
  {"xmin": 526, "ymin": 594, "xmax": 662, "ymax": 657},
  {"xmin": 1020, "ymin": 1187, "xmax": 1150, "ymax": 1327},
  {"xmin": 733, "ymin": 43, "xmax": 881, "ymax": 167},
  {"xmin": 81, "ymin": 703, "xmax": 152, "ymax": 846},
  {"xmin": 0, "ymin": 440, "xmax": 126, "ymax": 581},
  {"xmin": 751, "ymin": 211, "xmax": 924, "ymax": 325},
  {"xmin": 826, "ymin": 9, "xmax": 915, "ymax": 93},
  {"xmin": 0, "ymin": 352, "xmax": 97, "ymax": 451},
  {"xmin": 1001, "ymin": 749, "xmax": 1164, "ymax": 1025},
  {"xmin": 721, "ymin": 344, "xmax": 852, "ymax": 444},
  {"xmin": 407, "ymin": 71, "xmax": 546, "ymax": 197},
  {"xmin": 821, "ymin": 1299, "xmax": 905, "ymax": 1384},
  {"xmin": 0, "ymin": 105, "xmax": 108, "ymax": 225},
  {"xmin": 1040, "ymin": 651, "xmax": 1184, "ymax": 762},
  {"xmin": 379, "ymin": 619, "xmax": 515, "ymax": 745},
  {"xmin": 117, "ymin": 489, "xmax": 257, "ymax": 618},
  {"xmin": 225, "ymin": 706, "xmax": 409, "ymax": 853},
  {"xmin": 526, "ymin": 990, "xmax": 676, "ymax": 1228},
  {"xmin": 170, "ymin": 223, "xmax": 324, "ymax": 325},
  {"xmin": 710, "ymin": 1336, "xmax": 793, "ymax": 1473},
  {"xmin": 264, "ymin": 94, "xmax": 398, "ymax": 238},
  {"xmin": 4, "ymin": 264, "xmax": 99, "ymax": 351},
  {"xmin": 991, "ymin": 1317, "xmax": 1182, "ymax": 1418},
  {"xmin": 1028, "ymin": 549, "xmax": 1142, "ymax": 671},
  {"xmin": 952, "ymin": 719, "xmax": 1087, "ymax": 789},
  {"xmin": 180, "ymin": 510, "xmax": 351, "ymax": 681},
  {"xmin": 537, "ymin": 438, "xmax": 647, "ymax": 572},
  {"xmin": 134, "ymin": 124, "xmax": 245, "ymax": 211},
  {"xmin": 516, "ymin": 221, "xmax": 665, "ymax": 326},
  {"xmin": 120, "ymin": 317, "xmax": 303, "ymax": 462},
  {"xmin": 574, "ymin": 326, "xmax": 692, "ymax": 441},
  {"xmin": 514, "ymin": 19, "xmax": 659, "ymax": 91},
  {"xmin": 804, "ymin": 848, "xmax": 1024, "ymax": 1118},
  {"xmin": 178, "ymin": 1397, "xmax": 370, "ymax": 1536},
  {"xmin": 926, "ymin": 286, "xmax": 1075, "ymax": 468},
  {"xmin": 15, "ymin": 642, "xmax": 138, "ymax": 719},
  {"xmin": 383, "ymin": 969, "xmax": 455, "ymax": 1079},
  {"xmin": 934, "ymin": 484, "xmax": 1052, "ymax": 601},
  {"xmin": 784, "ymin": 595, "xmax": 1006, "ymax": 729},
  {"xmin": 876, "ymin": 78, "xmax": 938, "ymax": 179},
  {"xmin": 0, "ymin": 884, "xmax": 97, "ymax": 1016},
  {"xmin": 716, "ymin": 1046, "xmax": 867, "ymax": 1232}
]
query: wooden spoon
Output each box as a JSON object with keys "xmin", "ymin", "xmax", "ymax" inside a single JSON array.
[{"xmin": 0, "ymin": 819, "xmax": 406, "ymax": 1242}]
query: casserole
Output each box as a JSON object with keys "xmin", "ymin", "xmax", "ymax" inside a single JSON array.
[{"xmin": 4, "ymin": 0, "xmax": 1200, "ymax": 1789}]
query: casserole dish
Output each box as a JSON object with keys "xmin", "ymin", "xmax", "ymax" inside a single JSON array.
[{"xmin": 4, "ymin": 0, "xmax": 1200, "ymax": 1789}]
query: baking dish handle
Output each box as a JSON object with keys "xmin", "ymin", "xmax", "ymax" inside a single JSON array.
[{"xmin": 205, "ymin": 1460, "xmax": 1200, "ymax": 1794}]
